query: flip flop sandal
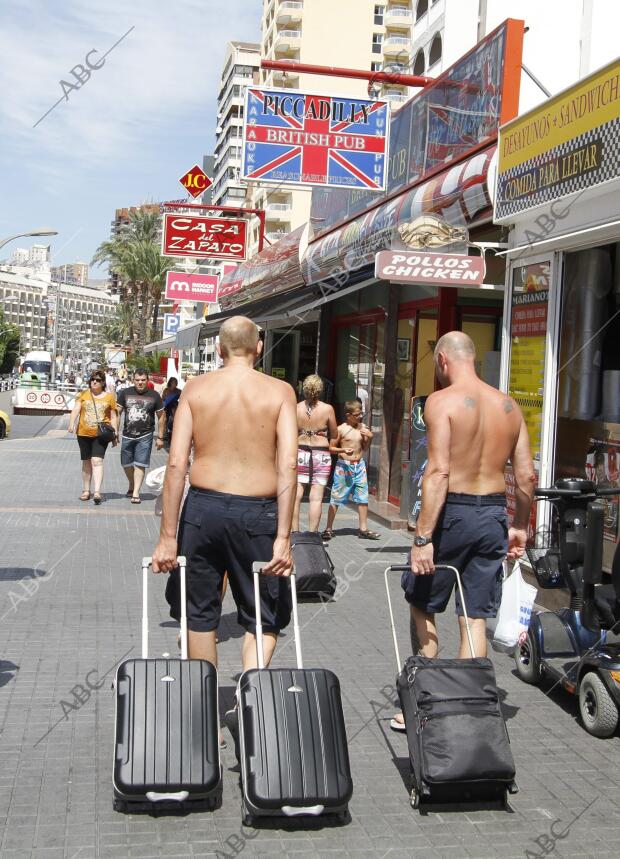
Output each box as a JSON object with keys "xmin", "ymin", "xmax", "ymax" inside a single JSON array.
[
  {"xmin": 321, "ymin": 529, "xmax": 334, "ymax": 541},
  {"xmin": 359, "ymin": 529, "xmax": 380, "ymax": 540},
  {"xmin": 390, "ymin": 717, "xmax": 407, "ymax": 732},
  {"xmin": 79, "ymin": 491, "xmax": 91, "ymax": 501},
  {"xmin": 131, "ymin": 497, "xmax": 141, "ymax": 504},
  {"xmin": 93, "ymin": 493, "xmax": 103, "ymax": 505}
]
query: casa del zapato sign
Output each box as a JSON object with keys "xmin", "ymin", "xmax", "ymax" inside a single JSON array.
[
  {"xmin": 241, "ymin": 87, "xmax": 390, "ymax": 191},
  {"xmin": 495, "ymin": 57, "xmax": 620, "ymax": 222}
]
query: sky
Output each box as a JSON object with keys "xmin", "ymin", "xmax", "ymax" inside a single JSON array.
[{"xmin": 0, "ymin": 0, "xmax": 263, "ymax": 274}]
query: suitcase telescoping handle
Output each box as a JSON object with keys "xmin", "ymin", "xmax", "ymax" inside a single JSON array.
[
  {"xmin": 252, "ymin": 562, "xmax": 302, "ymax": 670},
  {"xmin": 142, "ymin": 556, "xmax": 188, "ymax": 660},
  {"xmin": 384, "ymin": 564, "xmax": 476, "ymax": 671}
]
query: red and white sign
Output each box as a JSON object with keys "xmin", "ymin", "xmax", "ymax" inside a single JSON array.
[
  {"xmin": 165, "ymin": 271, "xmax": 219, "ymax": 304},
  {"xmin": 179, "ymin": 164, "xmax": 212, "ymax": 199},
  {"xmin": 374, "ymin": 251, "xmax": 485, "ymax": 287},
  {"xmin": 161, "ymin": 214, "xmax": 248, "ymax": 260}
]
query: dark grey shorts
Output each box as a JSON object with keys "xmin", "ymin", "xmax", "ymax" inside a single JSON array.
[{"xmin": 402, "ymin": 493, "xmax": 508, "ymax": 619}]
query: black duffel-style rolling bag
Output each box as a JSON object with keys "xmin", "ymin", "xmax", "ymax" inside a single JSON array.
[
  {"xmin": 385, "ymin": 564, "xmax": 518, "ymax": 808},
  {"xmin": 291, "ymin": 530, "xmax": 336, "ymax": 599}
]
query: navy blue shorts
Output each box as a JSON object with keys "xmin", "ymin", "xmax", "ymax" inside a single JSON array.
[
  {"xmin": 165, "ymin": 487, "xmax": 292, "ymax": 634},
  {"xmin": 402, "ymin": 493, "xmax": 508, "ymax": 619}
]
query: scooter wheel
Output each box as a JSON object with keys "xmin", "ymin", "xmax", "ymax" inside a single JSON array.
[
  {"xmin": 579, "ymin": 671, "xmax": 619, "ymax": 738},
  {"xmin": 514, "ymin": 630, "xmax": 541, "ymax": 685}
]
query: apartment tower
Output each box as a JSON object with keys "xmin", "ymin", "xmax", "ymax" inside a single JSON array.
[
  {"xmin": 247, "ymin": 0, "xmax": 415, "ymax": 249},
  {"xmin": 212, "ymin": 42, "xmax": 261, "ymax": 207}
]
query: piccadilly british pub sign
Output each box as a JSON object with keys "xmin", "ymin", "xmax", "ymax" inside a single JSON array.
[
  {"xmin": 496, "ymin": 56, "xmax": 620, "ymax": 221},
  {"xmin": 241, "ymin": 87, "xmax": 390, "ymax": 191}
]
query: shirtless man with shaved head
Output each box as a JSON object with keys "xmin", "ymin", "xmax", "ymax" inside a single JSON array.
[
  {"xmin": 152, "ymin": 316, "xmax": 298, "ymax": 682},
  {"xmin": 395, "ymin": 331, "xmax": 534, "ymax": 723}
]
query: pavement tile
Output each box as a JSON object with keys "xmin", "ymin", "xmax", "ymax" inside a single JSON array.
[{"xmin": 2, "ymin": 426, "xmax": 620, "ymax": 857}]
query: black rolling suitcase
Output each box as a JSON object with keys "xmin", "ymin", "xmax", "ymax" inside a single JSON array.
[
  {"xmin": 385, "ymin": 564, "xmax": 517, "ymax": 809},
  {"xmin": 291, "ymin": 531, "xmax": 336, "ymax": 599},
  {"xmin": 113, "ymin": 556, "xmax": 221, "ymax": 812},
  {"xmin": 238, "ymin": 562, "xmax": 353, "ymax": 825}
]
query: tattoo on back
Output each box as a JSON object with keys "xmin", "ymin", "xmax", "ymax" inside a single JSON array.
[
  {"xmin": 464, "ymin": 396, "xmax": 476, "ymax": 409},
  {"xmin": 503, "ymin": 399, "xmax": 515, "ymax": 413}
]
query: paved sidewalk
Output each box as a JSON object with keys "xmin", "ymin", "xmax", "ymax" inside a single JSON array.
[{"xmin": 1, "ymin": 427, "xmax": 620, "ymax": 858}]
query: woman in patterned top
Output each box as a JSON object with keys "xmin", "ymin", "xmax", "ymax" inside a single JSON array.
[{"xmin": 68, "ymin": 370, "xmax": 118, "ymax": 504}]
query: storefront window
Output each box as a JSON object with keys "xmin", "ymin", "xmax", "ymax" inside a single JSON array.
[
  {"xmin": 333, "ymin": 315, "xmax": 385, "ymax": 494},
  {"xmin": 388, "ymin": 310, "xmax": 437, "ymax": 504},
  {"xmin": 554, "ymin": 244, "xmax": 620, "ymax": 568}
]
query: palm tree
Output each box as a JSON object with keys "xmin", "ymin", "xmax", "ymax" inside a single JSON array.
[{"xmin": 92, "ymin": 208, "xmax": 175, "ymax": 349}]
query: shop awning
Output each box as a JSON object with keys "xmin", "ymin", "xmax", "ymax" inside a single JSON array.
[
  {"xmin": 302, "ymin": 145, "xmax": 497, "ymax": 285},
  {"xmin": 175, "ymin": 320, "xmax": 203, "ymax": 350},
  {"xmin": 218, "ymin": 224, "xmax": 308, "ymax": 309},
  {"xmin": 143, "ymin": 335, "xmax": 175, "ymax": 354}
]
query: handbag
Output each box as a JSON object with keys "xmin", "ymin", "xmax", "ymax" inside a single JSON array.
[{"xmin": 89, "ymin": 390, "xmax": 116, "ymax": 444}]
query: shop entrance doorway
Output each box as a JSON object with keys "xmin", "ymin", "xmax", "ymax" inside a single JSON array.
[{"xmin": 389, "ymin": 301, "xmax": 438, "ymax": 505}]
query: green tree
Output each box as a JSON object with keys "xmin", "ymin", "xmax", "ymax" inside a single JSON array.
[
  {"xmin": 0, "ymin": 308, "xmax": 20, "ymax": 374},
  {"xmin": 92, "ymin": 208, "xmax": 175, "ymax": 348},
  {"xmin": 100, "ymin": 302, "xmax": 138, "ymax": 346}
]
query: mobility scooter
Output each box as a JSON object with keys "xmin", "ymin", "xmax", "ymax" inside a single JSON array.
[{"xmin": 515, "ymin": 478, "xmax": 620, "ymax": 737}]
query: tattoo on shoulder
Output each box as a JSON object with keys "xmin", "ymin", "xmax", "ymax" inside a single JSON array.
[
  {"xmin": 503, "ymin": 399, "xmax": 515, "ymax": 413},
  {"xmin": 464, "ymin": 396, "xmax": 476, "ymax": 409}
]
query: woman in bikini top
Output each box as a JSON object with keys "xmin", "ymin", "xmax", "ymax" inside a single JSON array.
[{"xmin": 294, "ymin": 375, "xmax": 338, "ymax": 532}]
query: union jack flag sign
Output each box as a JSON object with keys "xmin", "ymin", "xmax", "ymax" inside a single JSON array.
[{"xmin": 241, "ymin": 87, "xmax": 390, "ymax": 191}]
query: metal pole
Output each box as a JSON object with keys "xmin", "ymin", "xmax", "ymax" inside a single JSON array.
[
  {"xmin": 51, "ymin": 282, "xmax": 61, "ymax": 383},
  {"xmin": 521, "ymin": 63, "xmax": 552, "ymax": 98},
  {"xmin": 260, "ymin": 59, "xmax": 433, "ymax": 88},
  {"xmin": 477, "ymin": 0, "xmax": 488, "ymax": 41}
]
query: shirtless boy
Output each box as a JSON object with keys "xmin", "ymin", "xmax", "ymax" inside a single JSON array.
[
  {"xmin": 151, "ymin": 316, "xmax": 298, "ymax": 675},
  {"xmin": 322, "ymin": 400, "xmax": 380, "ymax": 541},
  {"xmin": 391, "ymin": 331, "xmax": 534, "ymax": 730}
]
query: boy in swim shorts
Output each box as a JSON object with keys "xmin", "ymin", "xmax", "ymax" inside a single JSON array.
[{"xmin": 322, "ymin": 400, "xmax": 380, "ymax": 541}]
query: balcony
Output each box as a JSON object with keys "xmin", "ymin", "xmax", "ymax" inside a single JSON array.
[
  {"xmin": 385, "ymin": 6, "xmax": 413, "ymax": 26},
  {"xmin": 385, "ymin": 90, "xmax": 410, "ymax": 107},
  {"xmin": 266, "ymin": 231, "xmax": 288, "ymax": 243},
  {"xmin": 277, "ymin": 1, "xmax": 303, "ymax": 23},
  {"xmin": 383, "ymin": 35, "xmax": 412, "ymax": 55},
  {"xmin": 275, "ymin": 29, "xmax": 302, "ymax": 51},
  {"xmin": 266, "ymin": 202, "xmax": 292, "ymax": 213}
]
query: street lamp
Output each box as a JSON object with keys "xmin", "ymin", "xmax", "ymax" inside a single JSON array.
[{"xmin": 0, "ymin": 229, "xmax": 59, "ymax": 253}]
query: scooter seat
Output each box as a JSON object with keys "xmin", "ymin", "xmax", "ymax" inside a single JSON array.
[{"xmin": 582, "ymin": 584, "xmax": 620, "ymax": 632}]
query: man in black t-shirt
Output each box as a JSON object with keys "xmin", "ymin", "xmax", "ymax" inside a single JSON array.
[{"xmin": 116, "ymin": 369, "xmax": 165, "ymax": 503}]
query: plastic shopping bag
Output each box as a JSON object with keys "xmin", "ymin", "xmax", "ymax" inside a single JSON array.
[{"xmin": 492, "ymin": 561, "xmax": 538, "ymax": 652}]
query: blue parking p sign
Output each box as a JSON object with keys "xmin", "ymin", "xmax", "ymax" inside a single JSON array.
[{"xmin": 164, "ymin": 313, "xmax": 181, "ymax": 336}]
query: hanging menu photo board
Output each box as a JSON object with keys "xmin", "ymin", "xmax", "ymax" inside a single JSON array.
[{"xmin": 506, "ymin": 261, "xmax": 550, "ymax": 537}]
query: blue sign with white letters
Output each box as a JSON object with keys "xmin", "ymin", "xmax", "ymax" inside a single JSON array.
[{"xmin": 163, "ymin": 313, "xmax": 181, "ymax": 336}]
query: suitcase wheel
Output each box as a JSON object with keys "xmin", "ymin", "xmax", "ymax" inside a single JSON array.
[
  {"xmin": 113, "ymin": 798, "xmax": 127, "ymax": 813},
  {"xmin": 336, "ymin": 809, "xmax": 348, "ymax": 823},
  {"xmin": 409, "ymin": 787, "xmax": 420, "ymax": 809},
  {"xmin": 241, "ymin": 802, "xmax": 253, "ymax": 827}
]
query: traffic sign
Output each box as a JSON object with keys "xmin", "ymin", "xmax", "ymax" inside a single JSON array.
[
  {"xmin": 165, "ymin": 272, "xmax": 219, "ymax": 303},
  {"xmin": 179, "ymin": 164, "xmax": 212, "ymax": 198},
  {"xmin": 242, "ymin": 87, "xmax": 389, "ymax": 190},
  {"xmin": 163, "ymin": 313, "xmax": 181, "ymax": 336},
  {"xmin": 161, "ymin": 213, "xmax": 248, "ymax": 260}
]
